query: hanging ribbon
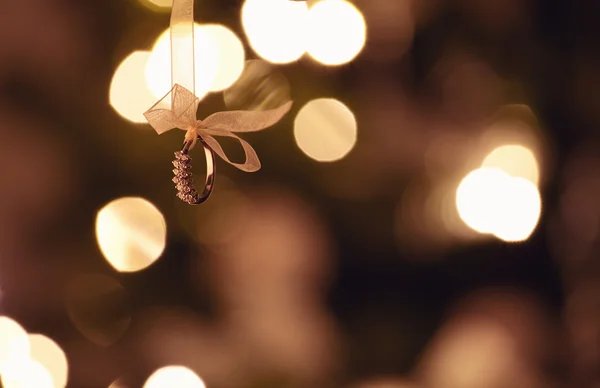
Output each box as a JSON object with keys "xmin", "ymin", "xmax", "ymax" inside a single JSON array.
[{"xmin": 143, "ymin": 0, "xmax": 292, "ymax": 172}]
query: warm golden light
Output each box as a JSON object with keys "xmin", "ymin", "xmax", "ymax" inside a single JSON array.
[
  {"xmin": 138, "ymin": 0, "xmax": 172, "ymax": 11},
  {"xmin": 201, "ymin": 24, "xmax": 246, "ymax": 92},
  {"xmin": 145, "ymin": 25, "xmax": 219, "ymax": 101},
  {"xmin": 223, "ymin": 59, "xmax": 291, "ymax": 111},
  {"xmin": 143, "ymin": 366, "xmax": 206, "ymax": 388},
  {"xmin": 145, "ymin": 24, "xmax": 245, "ymax": 96},
  {"xmin": 95, "ymin": 197, "xmax": 167, "ymax": 272},
  {"xmin": 110, "ymin": 51, "xmax": 157, "ymax": 124},
  {"xmin": 491, "ymin": 177, "xmax": 542, "ymax": 242},
  {"xmin": 456, "ymin": 168, "xmax": 511, "ymax": 234},
  {"xmin": 420, "ymin": 317, "xmax": 521, "ymax": 388},
  {"xmin": 27, "ymin": 334, "xmax": 68, "ymax": 388},
  {"xmin": 1, "ymin": 359, "xmax": 54, "ymax": 388},
  {"xmin": 294, "ymin": 98, "xmax": 357, "ymax": 162},
  {"xmin": 306, "ymin": 0, "xmax": 367, "ymax": 66},
  {"xmin": 0, "ymin": 317, "xmax": 30, "ymax": 374},
  {"xmin": 482, "ymin": 144, "xmax": 539, "ymax": 185},
  {"xmin": 109, "ymin": 379, "xmax": 127, "ymax": 388},
  {"xmin": 456, "ymin": 168, "xmax": 542, "ymax": 242},
  {"xmin": 241, "ymin": 0, "xmax": 309, "ymax": 64}
]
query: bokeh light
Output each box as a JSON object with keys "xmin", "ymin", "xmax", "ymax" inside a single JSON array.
[
  {"xmin": 1, "ymin": 359, "xmax": 54, "ymax": 388},
  {"xmin": 420, "ymin": 315, "xmax": 523, "ymax": 388},
  {"xmin": 482, "ymin": 144, "xmax": 539, "ymax": 185},
  {"xmin": 456, "ymin": 168, "xmax": 542, "ymax": 242},
  {"xmin": 202, "ymin": 25, "xmax": 246, "ymax": 92},
  {"xmin": 294, "ymin": 98, "xmax": 357, "ymax": 162},
  {"xmin": 224, "ymin": 60, "xmax": 291, "ymax": 111},
  {"xmin": 306, "ymin": 0, "xmax": 367, "ymax": 66},
  {"xmin": 138, "ymin": 0, "xmax": 172, "ymax": 11},
  {"xmin": 145, "ymin": 24, "xmax": 245, "ymax": 97},
  {"xmin": 134, "ymin": 306, "xmax": 243, "ymax": 386},
  {"xmin": 419, "ymin": 290, "xmax": 549, "ymax": 388},
  {"xmin": 27, "ymin": 334, "xmax": 68, "ymax": 388},
  {"xmin": 108, "ymin": 379, "xmax": 127, "ymax": 388},
  {"xmin": 143, "ymin": 366, "xmax": 206, "ymax": 388},
  {"xmin": 109, "ymin": 51, "xmax": 157, "ymax": 124},
  {"xmin": 395, "ymin": 176, "xmax": 478, "ymax": 255},
  {"xmin": 95, "ymin": 197, "xmax": 166, "ymax": 273},
  {"xmin": 242, "ymin": 0, "xmax": 309, "ymax": 64},
  {"xmin": 65, "ymin": 274, "xmax": 132, "ymax": 347},
  {"xmin": 456, "ymin": 168, "xmax": 512, "ymax": 234},
  {"xmin": 145, "ymin": 25, "xmax": 219, "ymax": 101},
  {"xmin": 0, "ymin": 317, "xmax": 30, "ymax": 373},
  {"xmin": 491, "ymin": 177, "xmax": 542, "ymax": 242}
]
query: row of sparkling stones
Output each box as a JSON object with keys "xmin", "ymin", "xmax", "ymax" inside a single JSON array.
[{"xmin": 172, "ymin": 151, "xmax": 200, "ymax": 204}]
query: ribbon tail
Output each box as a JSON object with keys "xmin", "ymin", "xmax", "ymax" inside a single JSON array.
[
  {"xmin": 202, "ymin": 134, "xmax": 261, "ymax": 172},
  {"xmin": 200, "ymin": 101, "xmax": 294, "ymax": 133}
]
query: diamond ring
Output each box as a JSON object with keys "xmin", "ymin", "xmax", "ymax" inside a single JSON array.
[{"xmin": 172, "ymin": 137, "xmax": 215, "ymax": 205}]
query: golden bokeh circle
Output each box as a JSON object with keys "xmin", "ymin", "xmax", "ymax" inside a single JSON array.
[
  {"xmin": 95, "ymin": 197, "xmax": 167, "ymax": 273},
  {"xmin": 224, "ymin": 60, "xmax": 291, "ymax": 111},
  {"xmin": 294, "ymin": 98, "xmax": 358, "ymax": 162}
]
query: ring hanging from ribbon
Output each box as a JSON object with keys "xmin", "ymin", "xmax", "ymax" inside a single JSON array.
[{"xmin": 143, "ymin": 0, "xmax": 293, "ymax": 204}]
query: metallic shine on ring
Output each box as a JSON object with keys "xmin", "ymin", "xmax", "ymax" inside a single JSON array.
[{"xmin": 172, "ymin": 136, "xmax": 215, "ymax": 205}]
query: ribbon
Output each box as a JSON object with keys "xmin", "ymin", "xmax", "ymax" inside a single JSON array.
[{"xmin": 143, "ymin": 0, "xmax": 292, "ymax": 172}]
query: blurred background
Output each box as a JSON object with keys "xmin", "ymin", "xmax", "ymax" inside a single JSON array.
[{"xmin": 0, "ymin": 0, "xmax": 599, "ymax": 387}]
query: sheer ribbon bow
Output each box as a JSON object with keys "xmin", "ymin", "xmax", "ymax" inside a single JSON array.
[{"xmin": 144, "ymin": 84, "xmax": 293, "ymax": 172}]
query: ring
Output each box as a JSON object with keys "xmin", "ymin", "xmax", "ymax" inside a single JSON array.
[{"xmin": 172, "ymin": 136, "xmax": 216, "ymax": 205}]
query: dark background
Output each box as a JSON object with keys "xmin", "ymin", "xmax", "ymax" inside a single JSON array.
[{"xmin": 1, "ymin": 1, "xmax": 600, "ymax": 387}]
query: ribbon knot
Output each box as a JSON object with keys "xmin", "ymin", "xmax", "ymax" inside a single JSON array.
[{"xmin": 144, "ymin": 84, "xmax": 293, "ymax": 172}]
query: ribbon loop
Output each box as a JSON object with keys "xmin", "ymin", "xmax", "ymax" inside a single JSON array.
[{"xmin": 145, "ymin": 84, "xmax": 200, "ymax": 134}]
